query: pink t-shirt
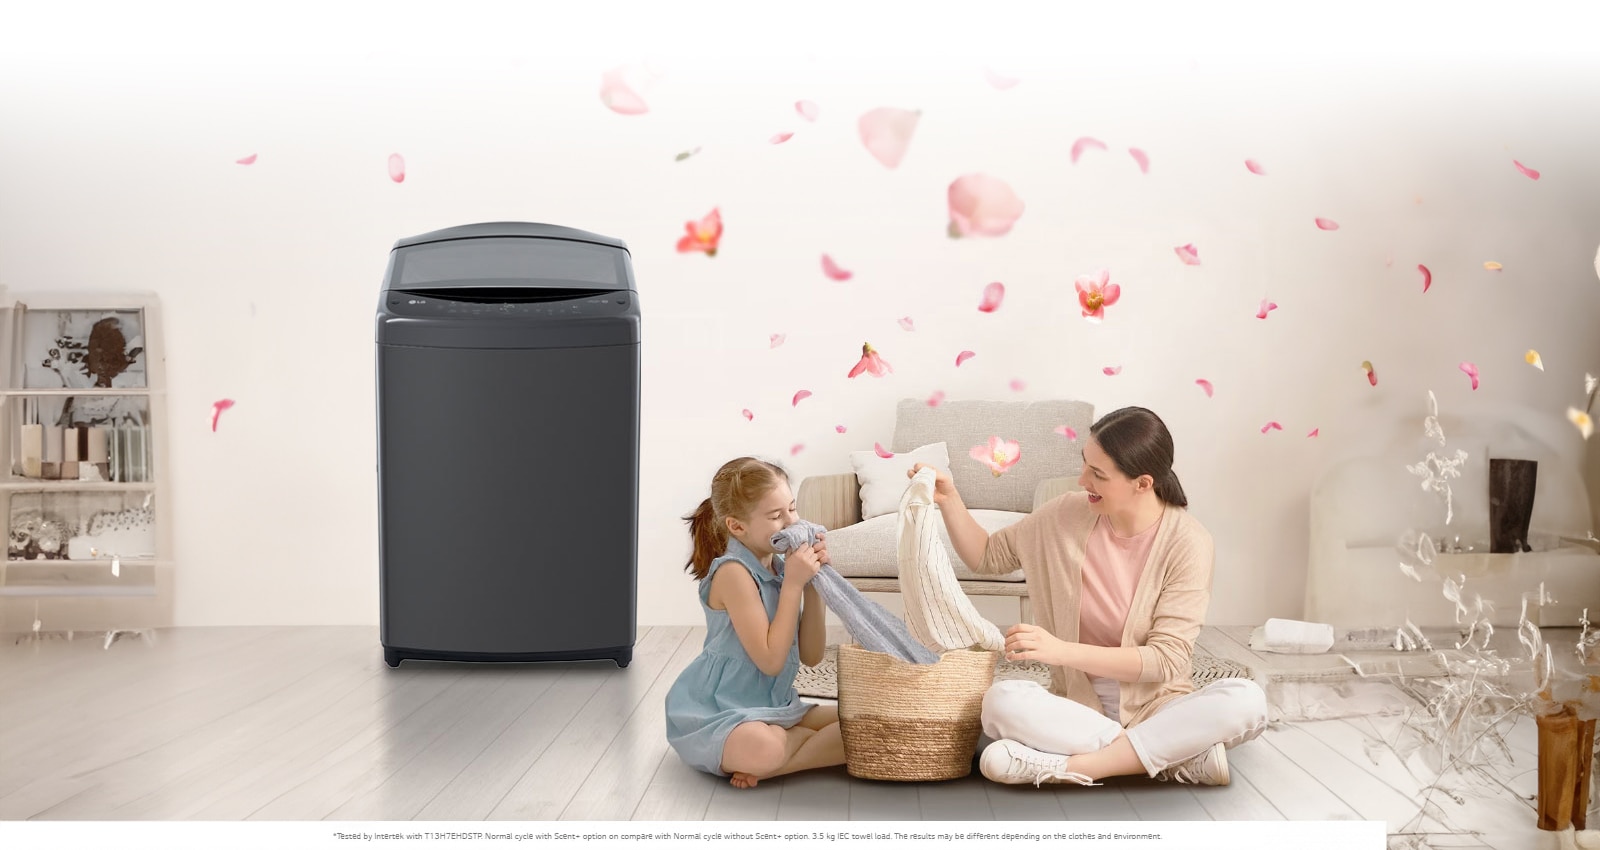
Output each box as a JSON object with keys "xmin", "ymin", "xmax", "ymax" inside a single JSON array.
[{"xmin": 1078, "ymin": 513, "xmax": 1162, "ymax": 649}]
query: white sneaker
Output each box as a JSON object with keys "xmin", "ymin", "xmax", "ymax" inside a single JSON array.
[
  {"xmin": 1157, "ymin": 742, "xmax": 1230, "ymax": 786},
  {"xmin": 979, "ymin": 739, "xmax": 1098, "ymax": 786}
]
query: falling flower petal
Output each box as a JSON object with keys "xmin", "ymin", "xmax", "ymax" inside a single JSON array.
[
  {"xmin": 1174, "ymin": 244, "xmax": 1200, "ymax": 265},
  {"xmin": 674, "ymin": 147, "xmax": 702, "ymax": 162},
  {"xmin": 898, "ymin": 317, "xmax": 916, "ymax": 331},
  {"xmin": 236, "ymin": 154, "xmax": 257, "ymax": 165},
  {"xmin": 791, "ymin": 444, "xmax": 805, "ymax": 456},
  {"xmin": 1009, "ymin": 379, "xmax": 1026, "ymax": 391},
  {"xmin": 1513, "ymin": 160, "xmax": 1540, "ymax": 180},
  {"xmin": 1459, "ymin": 361, "xmax": 1480, "ymax": 390},
  {"xmin": 210, "ymin": 399, "xmax": 236, "ymax": 432},
  {"xmin": 387, "ymin": 153, "xmax": 406, "ymax": 183},
  {"xmin": 1314, "ymin": 218, "xmax": 1339, "ymax": 231},
  {"xmin": 1256, "ymin": 299, "xmax": 1278, "ymax": 319},
  {"xmin": 874, "ymin": 442, "xmax": 894, "ymax": 458},
  {"xmin": 1362, "ymin": 360, "xmax": 1378, "ymax": 386},
  {"xmin": 1075, "ymin": 269, "xmax": 1121, "ymax": 323},
  {"xmin": 1418, "ymin": 264, "xmax": 1432, "ymax": 293},
  {"xmin": 1307, "ymin": 428, "xmax": 1320, "ymax": 438},
  {"xmin": 599, "ymin": 66, "xmax": 649, "ymax": 114},
  {"xmin": 1261, "ymin": 421, "xmax": 1284, "ymax": 434},
  {"xmin": 769, "ymin": 132, "xmax": 794, "ymax": 145},
  {"xmin": 792, "ymin": 390, "xmax": 812, "ymax": 407},
  {"xmin": 1571, "ymin": 408, "xmax": 1594, "ymax": 440},
  {"xmin": 835, "ymin": 425, "xmax": 847, "ymax": 433},
  {"xmin": 983, "ymin": 66, "xmax": 1020, "ymax": 90},
  {"xmin": 795, "ymin": 100, "xmax": 820, "ymax": 122},
  {"xmin": 1195, "ymin": 379, "xmax": 1214, "ymax": 397},
  {"xmin": 1054, "ymin": 425, "xmax": 1078, "ymax": 440},
  {"xmin": 1483, "ymin": 261, "xmax": 1502, "ymax": 271},
  {"xmin": 770, "ymin": 334, "xmax": 785, "ymax": 348},
  {"xmin": 927, "ymin": 390, "xmax": 946, "ymax": 407},
  {"xmin": 1070, "ymin": 137, "xmax": 1107, "ymax": 164},
  {"xmin": 821, "ymin": 254, "xmax": 853, "ymax": 281},
  {"xmin": 1102, "ymin": 366, "xmax": 1122, "ymax": 376},
  {"xmin": 1245, "ymin": 159, "xmax": 1266, "ymax": 175},
  {"xmin": 1128, "ymin": 148, "xmax": 1150, "ymax": 174},
  {"xmin": 955, "ymin": 350, "xmax": 976, "ymax": 367},
  {"xmin": 978, "ymin": 282, "xmax": 1005, "ymax": 312},
  {"xmin": 858, "ymin": 107, "xmax": 921, "ymax": 169},
  {"xmin": 947, "ymin": 173, "xmax": 1025, "ymax": 238},
  {"xmin": 675, "ymin": 208, "xmax": 723, "ymax": 256},
  {"xmin": 741, "ymin": 409, "xmax": 754, "ymax": 422},
  {"xmin": 846, "ymin": 342, "xmax": 892, "ymax": 378},
  {"xmin": 1525, "ymin": 350, "xmax": 1544, "ymax": 371},
  {"xmin": 970, "ymin": 435, "xmax": 1022, "ymax": 477}
]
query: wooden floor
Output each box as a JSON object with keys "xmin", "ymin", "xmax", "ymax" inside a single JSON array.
[{"xmin": 0, "ymin": 624, "xmax": 1578, "ymax": 849}]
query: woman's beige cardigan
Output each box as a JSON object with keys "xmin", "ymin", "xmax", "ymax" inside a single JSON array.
[{"xmin": 974, "ymin": 490, "xmax": 1215, "ymax": 728}]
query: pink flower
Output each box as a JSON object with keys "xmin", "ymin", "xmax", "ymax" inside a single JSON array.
[
  {"xmin": 1256, "ymin": 299, "xmax": 1278, "ymax": 320},
  {"xmin": 741, "ymin": 409, "xmax": 753, "ymax": 422},
  {"xmin": 675, "ymin": 208, "xmax": 723, "ymax": 257},
  {"xmin": 1459, "ymin": 361, "xmax": 1480, "ymax": 390},
  {"xmin": 1075, "ymin": 270, "xmax": 1121, "ymax": 324},
  {"xmin": 978, "ymin": 282, "xmax": 1005, "ymax": 312},
  {"xmin": 971, "ymin": 436, "xmax": 1022, "ymax": 477},
  {"xmin": 1174, "ymin": 244, "xmax": 1200, "ymax": 266},
  {"xmin": 947, "ymin": 174, "xmax": 1025, "ymax": 238},
  {"xmin": 210, "ymin": 399, "xmax": 236, "ymax": 432},
  {"xmin": 835, "ymin": 425, "xmax": 848, "ymax": 433},
  {"xmin": 847, "ymin": 342, "xmax": 893, "ymax": 378},
  {"xmin": 859, "ymin": 107, "xmax": 921, "ymax": 169}
]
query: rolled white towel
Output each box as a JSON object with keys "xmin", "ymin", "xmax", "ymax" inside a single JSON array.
[{"xmin": 1248, "ymin": 618, "xmax": 1335, "ymax": 654}]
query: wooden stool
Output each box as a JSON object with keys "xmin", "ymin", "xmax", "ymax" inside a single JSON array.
[{"xmin": 1538, "ymin": 703, "xmax": 1597, "ymax": 831}]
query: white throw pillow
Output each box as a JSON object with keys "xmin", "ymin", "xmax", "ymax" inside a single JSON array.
[{"xmin": 850, "ymin": 442, "xmax": 950, "ymax": 521}]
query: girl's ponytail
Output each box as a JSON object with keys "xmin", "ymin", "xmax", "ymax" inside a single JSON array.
[{"xmin": 684, "ymin": 497, "xmax": 727, "ymax": 580}]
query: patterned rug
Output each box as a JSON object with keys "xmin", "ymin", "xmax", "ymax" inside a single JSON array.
[{"xmin": 795, "ymin": 644, "xmax": 1251, "ymax": 699}]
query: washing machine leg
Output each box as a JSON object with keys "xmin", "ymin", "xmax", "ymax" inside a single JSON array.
[
  {"xmin": 384, "ymin": 647, "xmax": 402, "ymax": 668},
  {"xmin": 614, "ymin": 648, "xmax": 632, "ymax": 669}
]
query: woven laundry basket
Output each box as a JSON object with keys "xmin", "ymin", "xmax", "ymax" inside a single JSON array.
[{"xmin": 836, "ymin": 644, "xmax": 998, "ymax": 781}]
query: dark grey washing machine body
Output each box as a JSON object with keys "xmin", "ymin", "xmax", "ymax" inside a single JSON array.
[{"xmin": 375, "ymin": 222, "xmax": 639, "ymax": 668}]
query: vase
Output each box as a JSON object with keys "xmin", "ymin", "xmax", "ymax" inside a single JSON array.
[{"xmin": 1489, "ymin": 458, "xmax": 1538, "ymax": 553}]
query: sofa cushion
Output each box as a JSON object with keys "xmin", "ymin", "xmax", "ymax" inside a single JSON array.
[
  {"xmin": 850, "ymin": 441, "xmax": 950, "ymax": 521},
  {"xmin": 824, "ymin": 508, "xmax": 1027, "ymax": 582},
  {"xmin": 893, "ymin": 398, "xmax": 1094, "ymax": 513}
]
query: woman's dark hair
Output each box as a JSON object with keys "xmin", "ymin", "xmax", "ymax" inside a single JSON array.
[
  {"xmin": 1089, "ymin": 407, "xmax": 1188, "ymax": 508},
  {"xmin": 683, "ymin": 457, "xmax": 789, "ymax": 581}
]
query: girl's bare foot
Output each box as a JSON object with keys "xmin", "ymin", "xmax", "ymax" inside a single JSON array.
[{"xmin": 729, "ymin": 772, "xmax": 759, "ymax": 789}]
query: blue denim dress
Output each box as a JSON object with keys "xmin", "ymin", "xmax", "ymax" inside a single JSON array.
[{"xmin": 664, "ymin": 538, "xmax": 812, "ymax": 776}]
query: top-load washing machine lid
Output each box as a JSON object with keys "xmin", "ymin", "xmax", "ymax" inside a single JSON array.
[{"xmin": 382, "ymin": 222, "xmax": 634, "ymax": 297}]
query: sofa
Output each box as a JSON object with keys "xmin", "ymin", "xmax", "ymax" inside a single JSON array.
[{"xmin": 796, "ymin": 398, "xmax": 1095, "ymax": 624}]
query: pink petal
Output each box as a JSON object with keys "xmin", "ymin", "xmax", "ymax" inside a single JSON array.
[
  {"xmin": 599, "ymin": 67, "xmax": 649, "ymax": 115},
  {"xmin": 821, "ymin": 254, "xmax": 853, "ymax": 281},
  {"xmin": 795, "ymin": 100, "xmax": 820, "ymax": 122},
  {"xmin": 1513, "ymin": 160, "xmax": 1540, "ymax": 180},
  {"xmin": 1128, "ymin": 148, "xmax": 1150, "ymax": 174},
  {"xmin": 1314, "ymin": 218, "xmax": 1339, "ymax": 231},
  {"xmin": 1054, "ymin": 425, "xmax": 1078, "ymax": 440},
  {"xmin": 1245, "ymin": 159, "xmax": 1266, "ymax": 175},
  {"xmin": 792, "ymin": 390, "xmax": 812, "ymax": 407},
  {"xmin": 1260, "ymin": 421, "xmax": 1283, "ymax": 434},
  {"xmin": 1070, "ymin": 137, "xmax": 1107, "ymax": 164},
  {"xmin": 388, "ymin": 153, "xmax": 406, "ymax": 183},
  {"xmin": 955, "ymin": 350, "xmax": 976, "ymax": 367},
  {"xmin": 947, "ymin": 173, "xmax": 1025, "ymax": 237},
  {"xmin": 770, "ymin": 334, "xmax": 786, "ymax": 348},
  {"xmin": 1195, "ymin": 379, "xmax": 1214, "ymax": 398},
  {"xmin": 1362, "ymin": 360, "xmax": 1377, "ymax": 386},
  {"xmin": 835, "ymin": 425, "xmax": 847, "ymax": 433},
  {"xmin": 983, "ymin": 66, "xmax": 1020, "ymax": 90},
  {"xmin": 741, "ymin": 409, "xmax": 754, "ymax": 422},
  {"xmin": 1307, "ymin": 428, "xmax": 1320, "ymax": 438},
  {"xmin": 210, "ymin": 398, "xmax": 236, "ymax": 432},
  {"xmin": 235, "ymin": 154, "xmax": 257, "ymax": 165},
  {"xmin": 1009, "ymin": 379, "xmax": 1026, "ymax": 391},
  {"xmin": 978, "ymin": 281, "xmax": 1005, "ymax": 312},
  {"xmin": 791, "ymin": 444, "xmax": 805, "ymax": 456},
  {"xmin": 1175, "ymin": 244, "xmax": 1200, "ymax": 265},
  {"xmin": 1459, "ymin": 362, "xmax": 1480, "ymax": 390},
  {"xmin": 898, "ymin": 317, "xmax": 916, "ymax": 331},
  {"xmin": 1256, "ymin": 299, "xmax": 1278, "ymax": 319},
  {"xmin": 1102, "ymin": 366, "xmax": 1122, "ymax": 376},
  {"xmin": 858, "ymin": 107, "xmax": 921, "ymax": 169},
  {"xmin": 769, "ymin": 131, "xmax": 794, "ymax": 145},
  {"xmin": 926, "ymin": 390, "xmax": 946, "ymax": 407},
  {"xmin": 874, "ymin": 442, "xmax": 895, "ymax": 459},
  {"xmin": 1418, "ymin": 264, "xmax": 1432, "ymax": 293},
  {"xmin": 1100, "ymin": 283, "xmax": 1121, "ymax": 306}
]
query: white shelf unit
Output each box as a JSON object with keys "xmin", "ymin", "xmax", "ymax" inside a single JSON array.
[{"xmin": 0, "ymin": 291, "xmax": 173, "ymax": 633}]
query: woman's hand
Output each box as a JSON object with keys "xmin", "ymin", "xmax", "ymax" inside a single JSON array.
[
  {"xmin": 1003, "ymin": 623, "xmax": 1070, "ymax": 667},
  {"xmin": 782, "ymin": 544, "xmax": 823, "ymax": 588},
  {"xmin": 906, "ymin": 462, "xmax": 959, "ymax": 507}
]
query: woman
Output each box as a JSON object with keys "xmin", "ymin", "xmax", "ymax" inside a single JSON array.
[{"xmin": 910, "ymin": 407, "xmax": 1267, "ymax": 786}]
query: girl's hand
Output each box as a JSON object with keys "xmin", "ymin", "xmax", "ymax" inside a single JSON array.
[
  {"xmin": 812, "ymin": 531, "xmax": 830, "ymax": 567},
  {"xmin": 782, "ymin": 544, "xmax": 822, "ymax": 588},
  {"xmin": 907, "ymin": 462, "xmax": 958, "ymax": 507},
  {"xmin": 1004, "ymin": 623, "xmax": 1069, "ymax": 667}
]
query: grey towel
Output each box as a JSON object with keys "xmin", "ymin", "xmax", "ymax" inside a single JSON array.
[{"xmin": 771, "ymin": 520, "xmax": 938, "ymax": 664}]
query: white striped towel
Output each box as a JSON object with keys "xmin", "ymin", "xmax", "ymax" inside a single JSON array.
[{"xmin": 897, "ymin": 466, "xmax": 1006, "ymax": 653}]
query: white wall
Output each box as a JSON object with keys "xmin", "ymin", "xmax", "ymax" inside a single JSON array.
[{"xmin": 3, "ymin": 2, "xmax": 1598, "ymax": 629}]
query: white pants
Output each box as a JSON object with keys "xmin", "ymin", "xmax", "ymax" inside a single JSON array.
[{"xmin": 980, "ymin": 677, "xmax": 1270, "ymax": 776}]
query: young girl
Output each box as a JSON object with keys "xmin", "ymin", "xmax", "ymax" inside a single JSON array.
[{"xmin": 664, "ymin": 457, "xmax": 846, "ymax": 788}]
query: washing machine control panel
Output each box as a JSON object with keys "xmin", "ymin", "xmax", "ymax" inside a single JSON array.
[{"xmin": 385, "ymin": 293, "xmax": 633, "ymax": 319}]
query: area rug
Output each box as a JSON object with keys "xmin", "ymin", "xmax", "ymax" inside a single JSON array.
[{"xmin": 795, "ymin": 644, "xmax": 1252, "ymax": 699}]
